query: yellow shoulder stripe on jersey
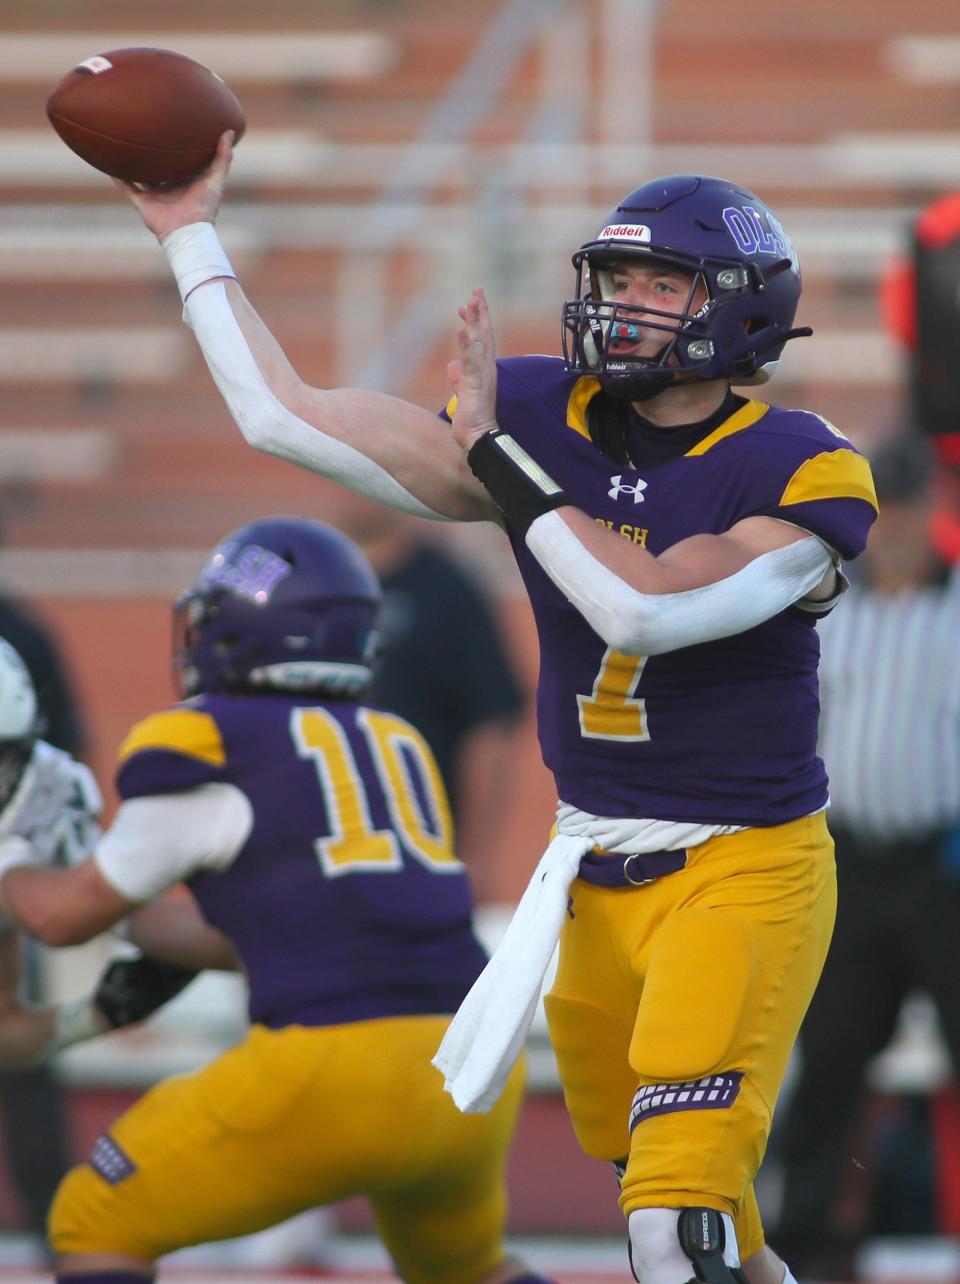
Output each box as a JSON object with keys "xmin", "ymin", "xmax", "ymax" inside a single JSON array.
[
  {"xmin": 444, "ymin": 393, "xmax": 458, "ymax": 421},
  {"xmin": 779, "ymin": 448, "xmax": 879, "ymax": 512},
  {"xmin": 117, "ymin": 709, "xmax": 226, "ymax": 767},
  {"xmin": 566, "ymin": 376, "xmax": 603, "ymax": 440},
  {"xmin": 684, "ymin": 399, "xmax": 770, "ymax": 455}
]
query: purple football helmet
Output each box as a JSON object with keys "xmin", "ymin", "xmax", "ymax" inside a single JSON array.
[
  {"xmin": 562, "ymin": 174, "xmax": 811, "ymax": 400},
  {"xmin": 173, "ymin": 517, "xmax": 382, "ymax": 699}
]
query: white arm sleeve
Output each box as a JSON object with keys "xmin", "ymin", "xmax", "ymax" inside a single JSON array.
[
  {"xmin": 94, "ymin": 784, "xmax": 253, "ymax": 903},
  {"xmin": 181, "ymin": 280, "xmax": 448, "ymax": 521},
  {"xmin": 525, "ymin": 510, "xmax": 835, "ymax": 655}
]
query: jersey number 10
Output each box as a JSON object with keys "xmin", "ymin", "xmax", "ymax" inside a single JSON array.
[{"xmin": 291, "ymin": 707, "xmax": 461, "ymax": 878}]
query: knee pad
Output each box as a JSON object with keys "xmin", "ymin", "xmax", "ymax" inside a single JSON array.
[{"xmin": 627, "ymin": 1207, "xmax": 748, "ymax": 1284}]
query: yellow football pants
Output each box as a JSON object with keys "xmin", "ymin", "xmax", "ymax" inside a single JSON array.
[
  {"xmin": 544, "ymin": 811, "xmax": 836, "ymax": 1258},
  {"xmin": 50, "ymin": 1015, "xmax": 525, "ymax": 1284}
]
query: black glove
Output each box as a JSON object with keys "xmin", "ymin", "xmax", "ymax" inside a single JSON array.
[{"xmin": 94, "ymin": 954, "xmax": 198, "ymax": 1029}]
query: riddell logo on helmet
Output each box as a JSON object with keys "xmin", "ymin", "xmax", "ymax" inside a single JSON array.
[{"xmin": 599, "ymin": 224, "xmax": 652, "ymax": 242}]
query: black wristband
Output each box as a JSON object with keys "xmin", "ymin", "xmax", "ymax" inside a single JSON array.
[
  {"xmin": 95, "ymin": 955, "xmax": 198, "ymax": 1029},
  {"xmin": 466, "ymin": 430, "xmax": 571, "ymax": 537}
]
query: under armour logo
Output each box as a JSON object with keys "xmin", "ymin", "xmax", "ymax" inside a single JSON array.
[{"xmin": 608, "ymin": 474, "xmax": 648, "ymax": 503}]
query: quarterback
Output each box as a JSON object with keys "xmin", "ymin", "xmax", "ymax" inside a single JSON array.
[{"xmin": 113, "ymin": 139, "xmax": 877, "ymax": 1284}]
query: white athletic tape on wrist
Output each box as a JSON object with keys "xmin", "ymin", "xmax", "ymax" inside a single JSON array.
[
  {"xmin": 162, "ymin": 221, "xmax": 236, "ymax": 304},
  {"xmin": 48, "ymin": 998, "xmax": 102, "ymax": 1057}
]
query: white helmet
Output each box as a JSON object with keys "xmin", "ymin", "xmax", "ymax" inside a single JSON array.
[
  {"xmin": 0, "ymin": 639, "xmax": 39, "ymax": 812},
  {"xmin": 0, "ymin": 639, "xmax": 38, "ymax": 740}
]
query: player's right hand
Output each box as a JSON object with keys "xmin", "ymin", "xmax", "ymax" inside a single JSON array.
[
  {"xmin": 94, "ymin": 954, "xmax": 198, "ymax": 1029},
  {"xmin": 113, "ymin": 130, "xmax": 235, "ymax": 242}
]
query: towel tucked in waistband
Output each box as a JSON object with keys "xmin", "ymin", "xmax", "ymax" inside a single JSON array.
[
  {"xmin": 432, "ymin": 833, "xmax": 592, "ymax": 1113},
  {"xmin": 433, "ymin": 831, "xmax": 689, "ymax": 1113}
]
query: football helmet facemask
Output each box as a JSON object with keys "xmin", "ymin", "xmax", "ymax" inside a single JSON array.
[
  {"xmin": 0, "ymin": 638, "xmax": 40, "ymax": 813},
  {"xmin": 562, "ymin": 174, "xmax": 811, "ymax": 400},
  {"xmin": 173, "ymin": 517, "xmax": 382, "ymax": 700}
]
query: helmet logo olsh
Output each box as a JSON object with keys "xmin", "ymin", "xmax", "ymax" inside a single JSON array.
[
  {"xmin": 722, "ymin": 205, "xmax": 799, "ymax": 272},
  {"xmin": 200, "ymin": 541, "xmax": 292, "ymax": 606}
]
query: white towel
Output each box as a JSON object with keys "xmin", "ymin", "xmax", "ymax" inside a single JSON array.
[{"xmin": 433, "ymin": 832, "xmax": 593, "ymax": 1113}]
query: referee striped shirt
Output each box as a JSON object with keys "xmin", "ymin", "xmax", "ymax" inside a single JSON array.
[{"xmin": 817, "ymin": 566, "xmax": 960, "ymax": 840}]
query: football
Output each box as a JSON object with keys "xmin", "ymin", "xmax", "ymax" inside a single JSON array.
[{"xmin": 46, "ymin": 47, "xmax": 246, "ymax": 185}]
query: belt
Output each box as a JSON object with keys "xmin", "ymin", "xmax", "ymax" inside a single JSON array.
[{"xmin": 577, "ymin": 847, "xmax": 687, "ymax": 888}]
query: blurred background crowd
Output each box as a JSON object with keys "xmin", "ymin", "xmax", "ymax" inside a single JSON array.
[{"xmin": 3, "ymin": 1, "xmax": 960, "ymax": 1279}]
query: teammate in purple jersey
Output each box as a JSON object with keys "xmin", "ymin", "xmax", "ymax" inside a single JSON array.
[
  {"xmin": 112, "ymin": 140, "xmax": 877, "ymax": 1284},
  {"xmin": 0, "ymin": 517, "xmax": 553, "ymax": 1284}
]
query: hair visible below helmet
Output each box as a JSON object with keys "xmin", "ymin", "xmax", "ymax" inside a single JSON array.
[
  {"xmin": 173, "ymin": 517, "xmax": 382, "ymax": 700},
  {"xmin": 0, "ymin": 638, "xmax": 40, "ymax": 811},
  {"xmin": 562, "ymin": 174, "xmax": 811, "ymax": 401}
]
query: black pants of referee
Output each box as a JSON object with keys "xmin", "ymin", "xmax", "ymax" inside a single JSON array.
[{"xmin": 771, "ymin": 826, "xmax": 960, "ymax": 1274}]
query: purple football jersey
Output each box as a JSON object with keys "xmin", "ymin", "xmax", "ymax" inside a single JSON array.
[
  {"xmin": 117, "ymin": 694, "xmax": 487, "ymax": 1028},
  {"xmin": 450, "ymin": 356, "xmax": 877, "ymax": 825}
]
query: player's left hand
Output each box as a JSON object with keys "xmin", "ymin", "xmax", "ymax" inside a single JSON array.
[
  {"xmin": 94, "ymin": 953, "xmax": 198, "ymax": 1029},
  {"xmin": 448, "ymin": 287, "xmax": 500, "ymax": 453}
]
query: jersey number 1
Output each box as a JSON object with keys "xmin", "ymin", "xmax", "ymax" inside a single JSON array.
[{"xmin": 577, "ymin": 647, "xmax": 651, "ymax": 741}]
